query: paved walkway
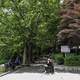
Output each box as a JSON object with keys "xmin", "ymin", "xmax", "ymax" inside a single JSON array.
[{"xmin": 0, "ymin": 65, "xmax": 80, "ymax": 80}]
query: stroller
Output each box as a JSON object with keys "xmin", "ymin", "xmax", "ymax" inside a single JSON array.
[{"xmin": 45, "ymin": 58, "xmax": 54, "ymax": 73}]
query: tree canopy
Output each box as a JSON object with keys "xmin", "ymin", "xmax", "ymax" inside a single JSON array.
[
  {"xmin": 57, "ymin": 0, "xmax": 80, "ymax": 46},
  {"xmin": 0, "ymin": 0, "xmax": 60, "ymax": 64}
]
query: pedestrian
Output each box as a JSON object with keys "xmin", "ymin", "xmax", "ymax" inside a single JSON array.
[{"xmin": 45, "ymin": 58, "xmax": 54, "ymax": 73}]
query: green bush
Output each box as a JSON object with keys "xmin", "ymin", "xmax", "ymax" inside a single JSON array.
[
  {"xmin": 0, "ymin": 59, "xmax": 7, "ymax": 64},
  {"xmin": 0, "ymin": 53, "xmax": 9, "ymax": 64},
  {"xmin": 54, "ymin": 54, "xmax": 64, "ymax": 65},
  {"xmin": 51, "ymin": 53, "xmax": 55, "ymax": 59},
  {"xmin": 64, "ymin": 55, "xmax": 80, "ymax": 66}
]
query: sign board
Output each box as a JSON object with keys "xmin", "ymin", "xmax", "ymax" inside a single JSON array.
[{"xmin": 61, "ymin": 46, "xmax": 70, "ymax": 53}]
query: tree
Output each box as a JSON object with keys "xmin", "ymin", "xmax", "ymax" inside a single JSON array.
[
  {"xmin": 57, "ymin": 0, "xmax": 80, "ymax": 47},
  {"xmin": 0, "ymin": 0, "xmax": 60, "ymax": 65}
]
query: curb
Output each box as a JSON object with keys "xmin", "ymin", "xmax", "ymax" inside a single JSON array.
[
  {"xmin": 54, "ymin": 66, "xmax": 80, "ymax": 73},
  {"xmin": 0, "ymin": 71, "xmax": 12, "ymax": 77},
  {"xmin": 0, "ymin": 66, "xmax": 23, "ymax": 77}
]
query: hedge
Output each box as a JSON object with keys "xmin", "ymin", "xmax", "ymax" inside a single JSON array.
[{"xmin": 64, "ymin": 55, "xmax": 80, "ymax": 66}]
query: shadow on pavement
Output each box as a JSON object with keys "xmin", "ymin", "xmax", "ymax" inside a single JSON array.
[{"xmin": 14, "ymin": 64, "xmax": 45, "ymax": 74}]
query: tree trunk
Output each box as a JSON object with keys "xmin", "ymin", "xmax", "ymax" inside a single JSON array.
[
  {"xmin": 27, "ymin": 42, "xmax": 32, "ymax": 65},
  {"xmin": 22, "ymin": 45, "xmax": 27, "ymax": 65},
  {"xmin": 22, "ymin": 41, "xmax": 32, "ymax": 65}
]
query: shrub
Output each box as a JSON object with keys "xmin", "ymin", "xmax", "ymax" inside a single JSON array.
[
  {"xmin": 54, "ymin": 54, "xmax": 64, "ymax": 65},
  {"xmin": 0, "ymin": 53, "xmax": 9, "ymax": 64},
  {"xmin": 0, "ymin": 59, "xmax": 7, "ymax": 64},
  {"xmin": 64, "ymin": 55, "xmax": 80, "ymax": 66}
]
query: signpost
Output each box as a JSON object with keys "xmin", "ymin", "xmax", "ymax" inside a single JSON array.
[{"xmin": 61, "ymin": 45, "xmax": 70, "ymax": 57}]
